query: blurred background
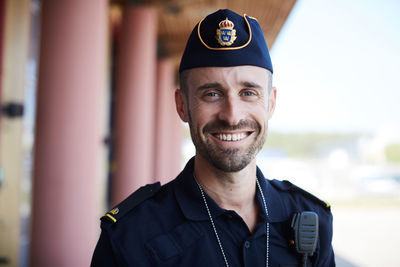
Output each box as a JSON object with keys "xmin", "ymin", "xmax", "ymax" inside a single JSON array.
[{"xmin": 0, "ymin": 0, "xmax": 399, "ymax": 266}]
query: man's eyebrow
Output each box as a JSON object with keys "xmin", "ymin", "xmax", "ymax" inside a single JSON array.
[
  {"xmin": 241, "ymin": 81, "xmax": 263, "ymax": 89},
  {"xmin": 196, "ymin": 82, "xmax": 222, "ymax": 91}
]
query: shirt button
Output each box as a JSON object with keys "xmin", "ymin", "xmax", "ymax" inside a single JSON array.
[{"xmin": 244, "ymin": 241, "xmax": 251, "ymax": 248}]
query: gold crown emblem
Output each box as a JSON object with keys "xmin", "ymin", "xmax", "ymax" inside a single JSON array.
[
  {"xmin": 219, "ymin": 17, "xmax": 235, "ymax": 29},
  {"xmin": 216, "ymin": 17, "xmax": 237, "ymax": 46}
]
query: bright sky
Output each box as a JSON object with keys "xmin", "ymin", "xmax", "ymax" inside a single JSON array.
[{"xmin": 269, "ymin": 0, "xmax": 400, "ymax": 136}]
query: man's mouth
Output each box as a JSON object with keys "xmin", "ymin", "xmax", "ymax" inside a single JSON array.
[{"xmin": 211, "ymin": 132, "xmax": 251, "ymax": 141}]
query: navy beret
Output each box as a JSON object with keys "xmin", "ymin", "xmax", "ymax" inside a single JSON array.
[{"xmin": 179, "ymin": 9, "xmax": 273, "ymax": 73}]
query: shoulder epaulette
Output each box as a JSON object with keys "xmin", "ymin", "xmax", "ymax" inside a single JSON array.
[
  {"xmin": 270, "ymin": 179, "xmax": 331, "ymax": 211},
  {"xmin": 102, "ymin": 182, "xmax": 161, "ymax": 224}
]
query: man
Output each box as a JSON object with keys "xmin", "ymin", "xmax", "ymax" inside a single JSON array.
[{"xmin": 91, "ymin": 9, "xmax": 335, "ymax": 267}]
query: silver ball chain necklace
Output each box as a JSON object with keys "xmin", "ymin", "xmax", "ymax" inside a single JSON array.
[{"xmin": 194, "ymin": 176, "xmax": 270, "ymax": 267}]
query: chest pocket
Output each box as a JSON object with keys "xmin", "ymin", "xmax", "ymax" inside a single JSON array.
[{"xmin": 145, "ymin": 222, "xmax": 203, "ymax": 263}]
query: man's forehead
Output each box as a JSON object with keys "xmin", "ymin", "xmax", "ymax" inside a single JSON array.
[{"xmin": 185, "ymin": 65, "xmax": 270, "ymax": 85}]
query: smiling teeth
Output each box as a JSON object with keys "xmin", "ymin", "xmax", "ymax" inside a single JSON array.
[{"xmin": 217, "ymin": 133, "xmax": 247, "ymax": 141}]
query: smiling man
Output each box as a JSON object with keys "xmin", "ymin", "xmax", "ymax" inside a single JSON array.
[{"xmin": 91, "ymin": 9, "xmax": 335, "ymax": 267}]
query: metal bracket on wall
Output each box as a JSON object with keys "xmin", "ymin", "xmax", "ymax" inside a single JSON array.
[
  {"xmin": 1, "ymin": 102, "xmax": 24, "ymax": 118},
  {"xmin": 0, "ymin": 257, "xmax": 10, "ymax": 264}
]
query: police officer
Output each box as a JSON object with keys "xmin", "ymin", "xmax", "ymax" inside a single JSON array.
[{"xmin": 91, "ymin": 9, "xmax": 335, "ymax": 267}]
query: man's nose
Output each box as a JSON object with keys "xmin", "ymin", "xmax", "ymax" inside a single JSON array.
[{"xmin": 217, "ymin": 96, "xmax": 244, "ymax": 126}]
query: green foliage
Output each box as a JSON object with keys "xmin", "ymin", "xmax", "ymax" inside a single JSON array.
[
  {"xmin": 385, "ymin": 143, "xmax": 400, "ymax": 163},
  {"xmin": 264, "ymin": 132, "xmax": 359, "ymax": 158}
]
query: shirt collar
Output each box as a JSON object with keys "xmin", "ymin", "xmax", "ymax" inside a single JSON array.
[
  {"xmin": 173, "ymin": 158, "xmax": 225, "ymax": 221},
  {"xmin": 256, "ymin": 166, "xmax": 290, "ymax": 222},
  {"xmin": 173, "ymin": 157, "xmax": 289, "ymax": 223}
]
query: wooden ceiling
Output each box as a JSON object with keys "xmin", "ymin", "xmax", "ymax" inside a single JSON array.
[{"xmin": 112, "ymin": 0, "xmax": 297, "ymax": 59}]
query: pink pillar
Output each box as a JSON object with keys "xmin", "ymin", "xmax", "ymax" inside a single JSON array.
[
  {"xmin": 113, "ymin": 7, "xmax": 157, "ymax": 204},
  {"xmin": 154, "ymin": 59, "xmax": 183, "ymax": 184},
  {"xmin": 0, "ymin": 0, "xmax": 5, "ymax": 110},
  {"xmin": 30, "ymin": 1, "xmax": 107, "ymax": 266}
]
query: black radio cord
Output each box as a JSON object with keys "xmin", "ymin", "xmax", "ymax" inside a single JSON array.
[{"xmin": 302, "ymin": 253, "xmax": 308, "ymax": 267}]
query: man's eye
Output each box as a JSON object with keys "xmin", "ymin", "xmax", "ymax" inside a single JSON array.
[
  {"xmin": 206, "ymin": 92, "xmax": 219, "ymax": 97},
  {"xmin": 202, "ymin": 91, "xmax": 222, "ymax": 102},
  {"xmin": 242, "ymin": 90, "xmax": 256, "ymax": 97}
]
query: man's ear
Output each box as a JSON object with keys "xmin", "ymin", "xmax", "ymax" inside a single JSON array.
[
  {"xmin": 175, "ymin": 89, "xmax": 189, "ymax": 122},
  {"xmin": 267, "ymin": 87, "xmax": 277, "ymax": 119}
]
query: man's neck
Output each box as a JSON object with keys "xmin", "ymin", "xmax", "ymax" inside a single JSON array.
[{"xmin": 193, "ymin": 154, "xmax": 260, "ymax": 232}]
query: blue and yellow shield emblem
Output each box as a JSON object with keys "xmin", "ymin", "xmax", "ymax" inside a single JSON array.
[{"xmin": 216, "ymin": 17, "xmax": 237, "ymax": 46}]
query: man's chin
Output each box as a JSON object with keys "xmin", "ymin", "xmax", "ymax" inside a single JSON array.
[
  {"xmin": 194, "ymin": 137, "xmax": 263, "ymax": 172},
  {"xmin": 207, "ymin": 153, "xmax": 253, "ymax": 173}
]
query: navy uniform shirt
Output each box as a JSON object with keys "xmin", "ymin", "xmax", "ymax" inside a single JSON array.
[{"xmin": 91, "ymin": 158, "xmax": 335, "ymax": 267}]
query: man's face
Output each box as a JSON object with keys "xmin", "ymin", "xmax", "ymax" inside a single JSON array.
[{"xmin": 176, "ymin": 65, "xmax": 276, "ymax": 172}]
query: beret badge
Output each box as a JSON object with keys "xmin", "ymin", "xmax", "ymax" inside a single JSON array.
[{"xmin": 216, "ymin": 17, "xmax": 237, "ymax": 46}]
